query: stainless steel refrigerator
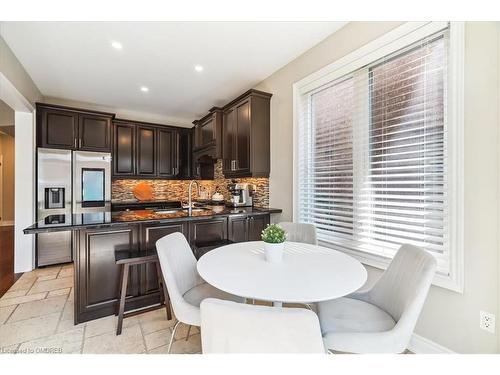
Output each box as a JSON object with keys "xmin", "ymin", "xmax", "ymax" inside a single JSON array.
[{"xmin": 36, "ymin": 148, "xmax": 111, "ymax": 266}]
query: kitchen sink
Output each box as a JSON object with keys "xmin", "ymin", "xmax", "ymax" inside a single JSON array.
[
  {"xmin": 188, "ymin": 208, "xmax": 210, "ymax": 213},
  {"xmin": 154, "ymin": 209, "xmax": 182, "ymax": 214},
  {"xmin": 155, "ymin": 207, "xmax": 210, "ymax": 214}
]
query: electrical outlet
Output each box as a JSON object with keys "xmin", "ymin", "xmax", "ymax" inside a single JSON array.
[{"xmin": 480, "ymin": 311, "xmax": 496, "ymax": 333}]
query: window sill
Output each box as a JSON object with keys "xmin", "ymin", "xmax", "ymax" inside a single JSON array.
[{"xmin": 318, "ymin": 240, "xmax": 464, "ymax": 294}]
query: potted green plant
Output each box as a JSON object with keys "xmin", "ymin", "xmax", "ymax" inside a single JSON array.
[{"xmin": 261, "ymin": 224, "xmax": 287, "ymax": 263}]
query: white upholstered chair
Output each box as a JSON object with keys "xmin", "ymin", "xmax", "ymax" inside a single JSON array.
[
  {"xmin": 279, "ymin": 222, "xmax": 318, "ymax": 245},
  {"xmin": 200, "ymin": 298, "xmax": 326, "ymax": 353},
  {"xmin": 156, "ymin": 232, "xmax": 244, "ymax": 353},
  {"xmin": 318, "ymin": 244, "xmax": 436, "ymax": 353}
]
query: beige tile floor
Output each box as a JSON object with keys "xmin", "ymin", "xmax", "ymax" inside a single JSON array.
[{"xmin": 0, "ymin": 264, "xmax": 201, "ymax": 354}]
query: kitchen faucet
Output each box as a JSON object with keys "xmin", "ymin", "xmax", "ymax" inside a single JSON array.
[{"xmin": 187, "ymin": 180, "xmax": 200, "ymax": 214}]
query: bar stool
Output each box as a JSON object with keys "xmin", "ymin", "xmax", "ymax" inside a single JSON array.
[{"xmin": 115, "ymin": 248, "xmax": 172, "ymax": 335}]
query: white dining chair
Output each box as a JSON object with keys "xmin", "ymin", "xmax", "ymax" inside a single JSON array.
[
  {"xmin": 317, "ymin": 244, "xmax": 436, "ymax": 353},
  {"xmin": 156, "ymin": 232, "xmax": 244, "ymax": 353},
  {"xmin": 279, "ymin": 222, "xmax": 318, "ymax": 245},
  {"xmin": 200, "ymin": 298, "xmax": 326, "ymax": 353}
]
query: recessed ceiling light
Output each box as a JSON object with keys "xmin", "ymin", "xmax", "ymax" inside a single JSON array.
[
  {"xmin": 194, "ymin": 65, "xmax": 204, "ymax": 72},
  {"xmin": 111, "ymin": 41, "xmax": 123, "ymax": 50},
  {"xmin": 140, "ymin": 86, "xmax": 149, "ymax": 92}
]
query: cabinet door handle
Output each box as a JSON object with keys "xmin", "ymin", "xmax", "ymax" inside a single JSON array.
[
  {"xmin": 74, "ymin": 138, "xmax": 77, "ymax": 149},
  {"xmin": 79, "ymin": 139, "xmax": 82, "ymax": 149}
]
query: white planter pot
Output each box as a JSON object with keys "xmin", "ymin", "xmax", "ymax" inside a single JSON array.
[{"xmin": 264, "ymin": 242, "xmax": 284, "ymax": 263}]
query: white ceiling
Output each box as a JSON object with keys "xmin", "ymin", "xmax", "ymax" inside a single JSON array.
[{"xmin": 0, "ymin": 22, "xmax": 346, "ymax": 125}]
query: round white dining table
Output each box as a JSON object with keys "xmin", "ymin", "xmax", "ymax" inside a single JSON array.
[{"xmin": 197, "ymin": 241, "xmax": 367, "ymax": 306}]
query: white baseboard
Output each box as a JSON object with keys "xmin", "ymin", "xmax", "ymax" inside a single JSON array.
[
  {"xmin": 409, "ymin": 333, "xmax": 455, "ymax": 354},
  {"xmin": 0, "ymin": 220, "xmax": 14, "ymax": 226}
]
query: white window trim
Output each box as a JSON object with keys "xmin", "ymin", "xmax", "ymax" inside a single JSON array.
[{"xmin": 292, "ymin": 21, "xmax": 464, "ymax": 293}]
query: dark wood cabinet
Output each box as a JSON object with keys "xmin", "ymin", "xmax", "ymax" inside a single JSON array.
[
  {"xmin": 228, "ymin": 214, "xmax": 269, "ymax": 242},
  {"xmin": 75, "ymin": 226, "xmax": 141, "ymax": 323},
  {"xmin": 193, "ymin": 107, "xmax": 223, "ymax": 157},
  {"xmin": 222, "ymin": 90, "xmax": 272, "ymax": 177},
  {"xmin": 228, "ymin": 216, "xmax": 248, "ymax": 243},
  {"xmin": 248, "ymin": 215, "xmax": 269, "ymax": 241},
  {"xmin": 136, "ymin": 126, "xmax": 157, "ymax": 176},
  {"xmin": 189, "ymin": 217, "xmax": 228, "ymax": 258},
  {"xmin": 113, "ymin": 122, "xmax": 136, "ymax": 176},
  {"xmin": 37, "ymin": 103, "xmax": 113, "ymax": 152},
  {"xmin": 74, "ymin": 214, "xmax": 273, "ymax": 323},
  {"xmin": 157, "ymin": 128, "xmax": 179, "ymax": 178},
  {"xmin": 141, "ymin": 222, "xmax": 188, "ymax": 294},
  {"xmin": 39, "ymin": 107, "xmax": 78, "ymax": 149},
  {"xmin": 112, "ymin": 120, "xmax": 189, "ymax": 179},
  {"xmin": 222, "ymin": 106, "xmax": 236, "ymax": 173},
  {"xmin": 35, "ymin": 103, "xmax": 191, "ymax": 179},
  {"xmin": 234, "ymin": 99, "xmax": 251, "ymax": 174},
  {"xmin": 78, "ymin": 113, "xmax": 111, "ymax": 152},
  {"xmin": 189, "ymin": 218, "xmax": 228, "ymax": 245}
]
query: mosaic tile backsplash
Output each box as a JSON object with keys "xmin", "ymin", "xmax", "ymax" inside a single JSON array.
[{"xmin": 112, "ymin": 160, "xmax": 270, "ymax": 207}]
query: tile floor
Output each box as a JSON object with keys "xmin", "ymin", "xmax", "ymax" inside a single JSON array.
[{"xmin": 0, "ymin": 264, "xmax": 201, "ymax": 354}]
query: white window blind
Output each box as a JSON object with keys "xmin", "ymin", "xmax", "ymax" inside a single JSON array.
[{"xmin": 297, "ymin": 28, "xmax": 450, "ymax": 275}]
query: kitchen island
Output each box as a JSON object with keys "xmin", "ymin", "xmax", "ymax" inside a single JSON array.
[{"xmin": 24, "ymin": 206, "xmax": 282, "ymax": 324}]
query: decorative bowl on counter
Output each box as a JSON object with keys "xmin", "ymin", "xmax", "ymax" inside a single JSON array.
[{"xmin": 132, "ymin": 182, "xmax": 154, "ymax": 201}]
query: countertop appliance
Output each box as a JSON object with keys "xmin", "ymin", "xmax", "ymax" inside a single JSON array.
[
  {"xmin": 36, "ymin": 148, "xmax": 111, "ymax": 266},
  {"xmin": 227, "ymin": 181, "xmax": 254, "ymax": 207}
]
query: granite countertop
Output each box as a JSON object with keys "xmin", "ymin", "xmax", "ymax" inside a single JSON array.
[{"xmin": 23, "ymin": 206, "xmax": 282, "ymax": 234}]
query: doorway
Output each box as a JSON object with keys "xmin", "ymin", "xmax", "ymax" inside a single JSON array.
[{"xmin": 0, "ymin": 99, "xmax": 16, "ymax": 296}]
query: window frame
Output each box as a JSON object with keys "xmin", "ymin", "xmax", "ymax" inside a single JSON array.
[{"xmin": 293, "ymin": 21, "xmax": 464, "ymax": 293}]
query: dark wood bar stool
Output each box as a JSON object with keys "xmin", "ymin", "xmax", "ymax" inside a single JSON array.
[{"xmin": 115, "ymin": 248, "xmax": 172, "ymax": 335}]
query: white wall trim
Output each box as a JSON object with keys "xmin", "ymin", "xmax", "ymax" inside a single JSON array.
[
  {"xmin": 294, "ymin": 21, "xmax": 448, "ymax": 95},
  {"xmin": 292, "ymin": 21, "xmax": 465, "ymax": 293},
  {"xmin": 0, "ymin": 154, "xmax": 2, "ymax": 222},
  {"xmin": 0, "ymin": 72, "xmax": 36, "ymax": 273},
  {"xmin": 408, "ymin": 333, "xmax": 455, "ymax": 354}
]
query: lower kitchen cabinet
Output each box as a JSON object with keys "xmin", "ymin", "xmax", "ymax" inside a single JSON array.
[
  {"xmin": 141, "ymin": 222, "xmax": 188, "ymax": 294},
  {"xmin": 74, "ymin": 213, "xmax": 271, "ymax": 323},
  {"xmin": 228, "ymin": 214, "xmax": 269, "ymax": 242},
  {"xmin": 189, "ymin": 217, "xmax": 228, "ymax": 258},
  {"xmin": 248, "ymin": 215, "xmax": 269, "ymax": 241},
  {"xmin": 228, "ymin": 216, "xmax": 248, "ymax": 243},
  {"xmin": 75, "ymin": 226, "xmax": 142, "ymax": 323}
]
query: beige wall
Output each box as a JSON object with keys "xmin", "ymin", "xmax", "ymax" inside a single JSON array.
[
  {"xmin": 0, "ymin": 132, "xmax": 15, "ymax": 222},
  {"xmin": 0, "ymin": 99, "xmax": 14, "ymax": 126},
  {"xmin": 256, "ymin": 22, "xmax": 500, "ymax": 353},
  {"xmin": 0, "ymin": 36, "xmax": 42, "ymax": 105}
]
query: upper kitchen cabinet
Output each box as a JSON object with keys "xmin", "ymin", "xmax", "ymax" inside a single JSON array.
[
  {"xmin": 157, "ymin": 128, "xmax": 179, "ymax": 178},
  {"xmin": 193, "ymin": 107, "xmax": 223, "ymax": 157},
  {"xmin": 78, "ymin": 113, "xmax": 112, "ymax": 152},
  {"xmin": 36, "ymin": 103, "xmax": 113, "ymax": 152},
  {"xmin": 112, "ymin": 119, "xmax": 190, "ymax": 179},
  {"xmin": 113, "ymin": 121, "xmax": 136, "ymax": 176},
  {"xmin": 136, "ymin": 125, "xmax": 157, "ymax": 176},
  {"xmin": 222, "ymin": 89, "xmax": 272, "ymax": 178}
]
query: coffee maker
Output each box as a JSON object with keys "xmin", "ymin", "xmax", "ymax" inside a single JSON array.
[{"xmin": 227, "ymin": 180, "xmax": 254, "ymax": 207}]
